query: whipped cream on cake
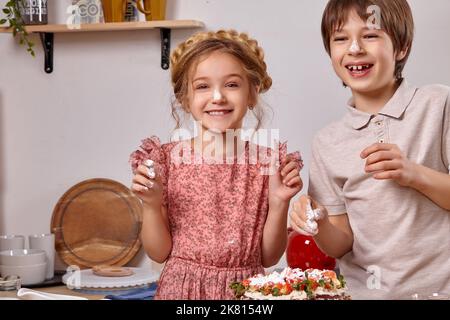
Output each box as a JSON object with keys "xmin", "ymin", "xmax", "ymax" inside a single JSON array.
[{"xmin": 230, "ymin": 267, "xmax": 351, "ymax": 300}]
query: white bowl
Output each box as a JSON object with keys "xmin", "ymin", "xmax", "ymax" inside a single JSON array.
[
  {"xmin": 0, "ymin": 262, "xmax": 47, "ymax": 285},
  {"xmin": 0, "ymin": 249, "xmax": 46, "ymax": 266}
]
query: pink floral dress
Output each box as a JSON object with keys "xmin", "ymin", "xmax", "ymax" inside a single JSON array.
[{"xmin": 130, "ymin": 137, "xmax": 302, "ymax": 300}]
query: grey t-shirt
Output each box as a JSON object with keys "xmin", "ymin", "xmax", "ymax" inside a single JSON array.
[{"xmin": 309, "ymin": 80, "xmax": 450, "ymax": 299}]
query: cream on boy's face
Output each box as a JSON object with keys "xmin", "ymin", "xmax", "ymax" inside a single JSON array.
[
  {"xmin": 329, "ymin": 10, "xmax": 405, "ymax": 95},
  {"xmin": 187, "ymin": 51, "xmax": 254, "ymax": 133}
]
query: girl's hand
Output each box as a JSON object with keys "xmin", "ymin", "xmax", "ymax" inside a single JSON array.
[
  {"xmin": 361, "ymin": 143, "xmax": 419, "ymax": 187},
  {"xmin": 131, "ymin": 160, "xmax": 163, "ymax": 209},
  {"xmin": 269, "ymin": 156, "xmax": 303, "ymax": 204},
  {"xmin": 290, "ymin": 195, "xmax": 328, "ymax": 236}
]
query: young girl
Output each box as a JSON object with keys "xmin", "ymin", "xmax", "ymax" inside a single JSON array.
[{"xmin": 129, "ymin": 30, "xmax": 303, "ymax": 300}]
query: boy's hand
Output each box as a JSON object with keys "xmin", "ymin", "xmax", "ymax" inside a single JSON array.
[
  {"xmin": 290, "ymin": 195, "xmax": 328, "ymax": 236},
  {"xmin": 361, "ymin": 143, "xmax": 419, "ymax": 187},
  {"xmin": 131, "ymin": 159, "xmax": 163, "ymax": 209},
  {"xmin": 269, "ymin": 156, "xmax": 303, "ymax": 205}
]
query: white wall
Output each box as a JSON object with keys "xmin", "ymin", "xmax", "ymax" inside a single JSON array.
[{"xmin": 1, "ymin": 0, "xmax": 449, "ymax": 272}]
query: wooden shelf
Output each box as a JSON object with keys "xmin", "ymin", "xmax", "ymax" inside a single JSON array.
[
  {"xmin": 0, "ymin": 20, "xmax": 205, "ymax": 73},
  {"xmin": 0, "ymin": 20, "xmax": 204, "ymax": 33}
]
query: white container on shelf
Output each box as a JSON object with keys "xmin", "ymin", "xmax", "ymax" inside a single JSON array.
[
  {"xmin": 48, "ymin": 0, "xmax": 105, "ymax": 25},
  {"xmin": 70, "ymin": 0, "xmax": 104, "ymax": 24},
  {"xmin": 47, "ymin": 0, "xmax": 74, "ymax": 24}
]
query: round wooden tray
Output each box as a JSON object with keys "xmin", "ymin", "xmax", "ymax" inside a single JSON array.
[{"xmin": 51, "ymin": 178, "xmax": 143, "ymax": 269}]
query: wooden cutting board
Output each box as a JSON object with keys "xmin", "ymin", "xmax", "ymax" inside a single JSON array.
[{"xmin": 51, "ymin": 178, "xmax": 143, "ymax": 269}]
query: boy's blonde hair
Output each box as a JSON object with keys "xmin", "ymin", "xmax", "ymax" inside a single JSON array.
[
  {"xmin": 321, "ymin": 0, "xmax": 414, "ymax": 81},
  {"xmin": 170, "ymin": 30, "xmax": 272, "ymax": 130}
]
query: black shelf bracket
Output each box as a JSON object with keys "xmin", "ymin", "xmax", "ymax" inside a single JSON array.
[
  {"xmin": 35, "ymin": 28, "xmax": 174, "ymax": 73},
  {"xmin": 39, "ymin": 32, "xmax": 54, "ymax": 74},
  {"xmin": 160, "ymin": 28, "xmax": 171, "ymax": 70}
]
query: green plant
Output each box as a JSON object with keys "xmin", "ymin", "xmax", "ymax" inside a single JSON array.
[{"xmin": 0, "ymin": 0, "xmax": 35, "ymax": 56}]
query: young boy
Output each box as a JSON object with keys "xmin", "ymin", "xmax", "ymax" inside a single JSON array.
[{"xmin": 290, "ymin": 0, "xmax": 450, "ymax": 299}]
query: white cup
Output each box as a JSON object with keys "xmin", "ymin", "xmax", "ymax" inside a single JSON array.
[
  {"xmin": 0, "ymin": 235, "xmax": 25, "ymax": 251},
  {"xmin": 29, "ymin": 233, "xmax": 55, "ymax": 280}
]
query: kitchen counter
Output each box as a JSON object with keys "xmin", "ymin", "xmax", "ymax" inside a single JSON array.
[{"xmin": 0, "ymin": 285, "xmax": 106, "ymax": 300}]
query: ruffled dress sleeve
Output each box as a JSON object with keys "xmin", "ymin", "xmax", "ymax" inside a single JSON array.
[
  {"xmin": 256, "ymin": 141, "xmax": 303, "ymax": 176},
  {"xmin": 278, "ymin": 141, "xmax": 304, "ymax": 172},
  {"xmin": 129, "ymin": 136, "xmax": 168, "ymax": 206}
]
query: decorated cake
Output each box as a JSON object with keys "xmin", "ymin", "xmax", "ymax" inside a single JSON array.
[{"xmin": 230, "ymin": 267, "xmax": 351, "ymax": 300}]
